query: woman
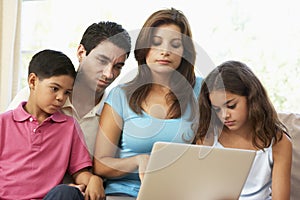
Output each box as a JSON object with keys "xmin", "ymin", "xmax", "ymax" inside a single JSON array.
[{"xmin": 93, "ymin": 8, "xmax": 202, "ymax": 199}]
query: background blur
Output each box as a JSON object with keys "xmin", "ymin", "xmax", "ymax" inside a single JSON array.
[{"xmin": 7, "ymin": 0, "xmax": 300, "ymax": 113}]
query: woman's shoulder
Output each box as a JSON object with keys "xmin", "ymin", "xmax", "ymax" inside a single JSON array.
[
  {"xmin": 195, "ymin": 75, "xmax": 203, "ymax": 82},
  {"xmin": 107, "ymin": 84, "xmax": 126, "ymax": 96},
  {"xmin": 193, "ymin": 75, "xmax": 204, "ymax": 96}
]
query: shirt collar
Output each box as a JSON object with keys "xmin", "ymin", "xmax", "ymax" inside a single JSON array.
[
  {"xmin": 13, "ymin": 101, "xmax": 67, "ymax": 123},
  {"xmin": 62, "ymin": 90, "xmax": 108, "ymax": 117}
]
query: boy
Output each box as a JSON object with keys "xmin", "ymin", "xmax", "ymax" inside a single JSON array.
[
  {"xmin": 0, "ymin": 49, "xmax": 104, "ymax": 200},
  {"xmin": 7, "ymin": 21, "xmax": 132, "ymax": 157}
]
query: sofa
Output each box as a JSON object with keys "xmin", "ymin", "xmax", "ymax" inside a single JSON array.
[{"xmin": 278, "ymin": 112, "xmax": 300, "ymax": 200}]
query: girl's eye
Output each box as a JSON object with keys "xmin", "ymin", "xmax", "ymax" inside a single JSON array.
[{"xmin": 227, "ymin": 104, "xmax": 236, "ymax": 109}]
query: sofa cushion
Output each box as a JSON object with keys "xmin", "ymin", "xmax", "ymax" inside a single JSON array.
[{"xmin": 278, "ymin": 112, "xmax": 300, "ymax": 200}]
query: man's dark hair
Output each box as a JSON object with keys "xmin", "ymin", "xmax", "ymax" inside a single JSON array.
[{"xmin": 80, "ymin": 21, "xmax": 131, "ymax": 58}]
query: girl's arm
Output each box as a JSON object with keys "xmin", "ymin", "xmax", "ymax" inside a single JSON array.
[
  {"xmin": 93, "ymin": 103, "xmax": 149, "ymax": 180},
  {"xmin": 272, "ymin": 133, "xmax": 292, "ymax": 200}
]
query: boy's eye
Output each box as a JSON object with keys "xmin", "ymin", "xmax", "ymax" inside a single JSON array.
[
  {"xmin": 65, "ymin": 91, "xmax": 72, "ymax": 95},
  {"xmin": 51, "ymin": 87, "xmax": 59, "ymax": 92}
]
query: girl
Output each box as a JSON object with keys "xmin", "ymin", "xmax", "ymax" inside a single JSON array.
[
  {"xmin": 194, "ymin": 60, "xmax": 292, "ymax": 200},
  {"xmin": 93, "ymin": 8, "xmax": 202, "ymax": 199}
]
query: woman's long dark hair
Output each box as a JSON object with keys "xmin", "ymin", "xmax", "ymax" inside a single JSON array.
[{"xmin": 123, "ymin": 8, "xmax": 197, "ymax": 119}]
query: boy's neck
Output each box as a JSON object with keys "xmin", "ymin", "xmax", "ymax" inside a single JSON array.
[{"xmin": 23, "ymin": 100, "xmax": 50, "ymax": 124}]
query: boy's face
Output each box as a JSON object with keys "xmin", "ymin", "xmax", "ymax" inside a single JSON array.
[
  {"xmin": 76, "ymin": 40, "xmax": 127, "ymax": 94},
  {"xmin": 29, "ymin": 74, "xmax": 74, "ymax": 115}
]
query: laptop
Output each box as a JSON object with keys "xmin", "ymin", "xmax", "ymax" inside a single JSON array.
[{"xmin": 137, "ymin": 141, "xmax": 256, "ymax": 200}]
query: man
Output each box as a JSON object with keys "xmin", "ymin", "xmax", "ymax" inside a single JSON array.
[{"xmin": 7, "ymin": 21, "xmax": 131, "ymax": 157}]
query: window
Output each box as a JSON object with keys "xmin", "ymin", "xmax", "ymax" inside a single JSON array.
[{"xmin": 21, "ymin": 0, "xmax": 300, "ymax": 113}]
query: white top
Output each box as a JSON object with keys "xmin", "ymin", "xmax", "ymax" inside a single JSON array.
[{"xmin": 213, "ymin": 131, "xmax": 273, "ymax": 200}]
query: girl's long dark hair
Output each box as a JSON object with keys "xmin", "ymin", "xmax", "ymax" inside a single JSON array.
[{"xmin": 194, "ymin": 60, "xmax": 287, "ymax": 149}]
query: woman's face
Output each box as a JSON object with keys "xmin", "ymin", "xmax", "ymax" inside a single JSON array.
[{"xmin": 146, "ymin": 24, "xmax": 184, "ymax": 75}]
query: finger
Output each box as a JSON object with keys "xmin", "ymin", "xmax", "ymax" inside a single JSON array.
[
  {"xmin": 84, "ymin": 193, "xmax": 89, "ymax": 200},
  {"xmin": 68, "ymin": 183, "xmax": 86, "ymax": 192}
]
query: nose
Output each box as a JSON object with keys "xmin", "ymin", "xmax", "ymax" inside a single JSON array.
[
  {"xmin": 160, "ymin": 48, "xmax": 170, "ymax": 55},
  {"xmin": 103, "ymin": 65, "xmax": 114, "ymax": 80},
  {"xmin": 160, "ymin": 43, "xmax": 171, "ymax": 56},
  {"xmin": 56, "ymin": 92, "xmax": 63, "ymax": 102},
  {"xmin": 221, "ymin": 109, "xmax": 229, "ymax": 120}
]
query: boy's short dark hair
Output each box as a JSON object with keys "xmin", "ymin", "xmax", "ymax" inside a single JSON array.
[
  {"xmin": 28, "ymin": 49, "xmax": 76, "ymax": 80},
  {"xmin": 80, "ymin": 21, "xmax": 131, "ymax": 58}
]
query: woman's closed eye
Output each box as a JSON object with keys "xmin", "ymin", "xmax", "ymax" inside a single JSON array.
[
  {"xmin": 171, "ymin": 39, "xmax": 182, "ymax": 49},
  {"xmin": 151, "ymin": 36, "xmax": 182, "ymax": 49},
  {"xmin": 152, "ymin": 36, "xmax": 162, "ymax": 46}
]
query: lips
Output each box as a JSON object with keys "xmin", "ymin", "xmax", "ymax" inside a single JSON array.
[
  {"xmin": 224, "ymin": 121, "xmax": 235, "ymax": 126},
  {"xmin": 97, "ymin": 79, "xmax": 110, "ymax": 87},
  {"xmin": 50, "ymin": 104, "xmax": 62, "ymax": 111},
  {"xmin": 156, "ymin": 59, "xmax": 171, "ymax": 65}
]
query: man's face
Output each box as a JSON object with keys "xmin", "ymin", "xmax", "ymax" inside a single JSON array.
[{"xmin": 77, "ymin": 40, "xmax": 127, "ymax": 94}]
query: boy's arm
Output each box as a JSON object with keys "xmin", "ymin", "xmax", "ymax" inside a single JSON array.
[{"xmin": 72, "ymin": 168, "xmax": 105, "ymax": 200}]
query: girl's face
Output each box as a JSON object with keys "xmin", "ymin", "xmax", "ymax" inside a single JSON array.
[
  {"xmin": 209, "ymin": 90, "xmax": 249, "ymax": 131},
  {"xmin": 146, "ymin": 24, "xmax": 184, "ymax": 75}
]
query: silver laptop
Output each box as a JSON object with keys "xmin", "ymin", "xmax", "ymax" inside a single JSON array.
[{"xmin": 137, "ymin": 142, "xmax": 256, "ymax": 200}]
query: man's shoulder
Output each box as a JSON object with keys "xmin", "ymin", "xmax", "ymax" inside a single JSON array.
[
  {"xmin": 0, "ymin": 109, "xmax": 13, "ymax": 120},
  {"xmin": 6, "ymin": 87, "xmax": 30, "ymax": 111}
]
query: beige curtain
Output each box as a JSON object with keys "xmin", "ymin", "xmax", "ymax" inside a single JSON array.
[{"xmin": 0, "ymin": 0, "xmax": 22, "ymax": 112}]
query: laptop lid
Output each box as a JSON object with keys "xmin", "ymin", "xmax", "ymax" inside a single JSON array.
[{"xmin": 137, "ymin": 141, "xmax": 256, "ymax": 200}]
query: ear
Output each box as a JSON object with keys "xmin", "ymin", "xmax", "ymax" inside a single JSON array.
[
  {"xmin": 77, "ymin": 44, "xmax": 87, "ymax": 63},
  {"xmin": 28, "ymin": 73, "xmax": 38, "ymax": 90}
]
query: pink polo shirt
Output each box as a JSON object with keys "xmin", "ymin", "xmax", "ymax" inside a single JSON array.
[{"xmin": 0, "ymin": 102, "xmax": 92, "ymax": 200}]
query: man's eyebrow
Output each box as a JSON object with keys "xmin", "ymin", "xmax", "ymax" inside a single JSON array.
[
  {"xmin": 96, "ymin": 54, "xmax": 110, "ymax": 61},
  {"xmin": 97, "ymin": 54, "xmax": 125, "ymax": 66}
]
